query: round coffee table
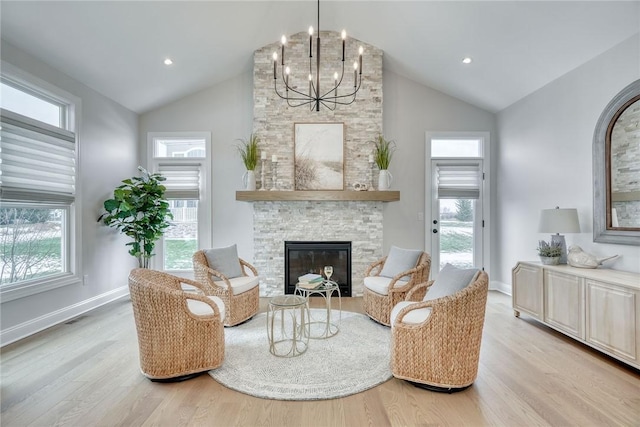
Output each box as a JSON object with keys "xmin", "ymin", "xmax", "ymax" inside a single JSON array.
[
  {"xmin": 295, "ymin": 280, "xmax": 341, "ymax": 339},
  {"xmin": 266, "ymin": 294, "xmax": 310, "ymax": 357}
]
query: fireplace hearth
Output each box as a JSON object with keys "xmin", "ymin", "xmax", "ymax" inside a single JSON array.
[{"xmin": 284, "ymin": 241, "xmax": 352, "ymax": 296}]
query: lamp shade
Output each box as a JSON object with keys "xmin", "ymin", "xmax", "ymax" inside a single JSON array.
[{"xmin": 538, "ymin": 208, "xmax": 580, "ymax": 233}]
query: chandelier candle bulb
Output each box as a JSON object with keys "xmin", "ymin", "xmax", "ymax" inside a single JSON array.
[
  {"xmin": 309, "ymin": 26, "xmax": 313, "ymax": 57},
  {"xmin": 341, "ymin": 30, "xmax": 346, "ymax": 61},
  {"xmin": 359, "ymin": 46, "xmax": 363, "ymax": 74},
  {"xmin": 281, "ymin": 36, "xmax": 286, "ymax": 65},
  {"xmin": 272, "ymin": 53, "xmax": 277, "ymax": 79}
]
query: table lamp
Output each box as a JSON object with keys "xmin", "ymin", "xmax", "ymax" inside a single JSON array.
[{"xmin": 538, "ymin": 207, "xmax": 580, "ymax": 264}]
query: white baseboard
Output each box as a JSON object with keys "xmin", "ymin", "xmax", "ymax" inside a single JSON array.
[
  {"xmin": 490, "ymin": 280, "xmax": 511, "ymax": 295},
  {"xmin": 0, "ymin": 286, "xmax": 130, "ymax": 347}
]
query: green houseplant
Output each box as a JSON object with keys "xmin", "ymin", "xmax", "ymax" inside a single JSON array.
[
  {"xmin": 98, "ymin": 167, "xmax": 173, "ymax": 268},
  {"xmin": 236, "ymin": 133, "xmax": 260, "ymax": 190},
  {"xmin": 236, "ymin": 133, "xmax": 260, "ymax": 171},
  {"xmin": 537, "ymin": 240, "xmax": 562, "ymax": 265},
  {"xmin": 371, "ymin": 134, "xmax": 396, "ymax": 190}
]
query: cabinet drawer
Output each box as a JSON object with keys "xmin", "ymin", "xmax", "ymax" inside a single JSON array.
[
  {"xmin": 513, "ymin": 263, "xmax": 543, "ymax": 319},
  {"xmin": 544, "ymin": 270, "xmax": 583, "ymax": 339},
  {"xmin": 586, "ymin": 280, "xmax": 637, "ymax": 363}
]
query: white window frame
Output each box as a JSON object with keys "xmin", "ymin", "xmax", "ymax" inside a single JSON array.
[
  {"xmin": 0, "ymin": 61, "xmax": 82, "ymax": 302},
  {"xmin": 425, "ymin": 131, "xmax": 490, "ymax": 279},
  {"xmin": 147, "ymin": 132, "xmax": 212, "ymax": 275}
]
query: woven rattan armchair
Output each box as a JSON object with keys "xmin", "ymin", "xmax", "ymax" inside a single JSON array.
[
  {"xmin": 391, "ymin": 271, "xmax": 489, "ymax": 392},
  {"xmin": 193, "ymin": 249, "xmax": 260, "ymax": 326},
  {"xmin": 128, "ymin": 268, "xmax": 225, "ymax": 381},
  {"xmin": 362, "ymin": 251, "xmax": 431, "ymax": 326}
]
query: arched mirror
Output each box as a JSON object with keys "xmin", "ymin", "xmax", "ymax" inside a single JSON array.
[{"xmin": 593, "ymin": 79, "xmax": 640, "ymax": 245}]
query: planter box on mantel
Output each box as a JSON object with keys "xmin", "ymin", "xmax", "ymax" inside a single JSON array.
[{"xmin": 236, "ymin": 190, "xmax": 400, "ymax": 202}]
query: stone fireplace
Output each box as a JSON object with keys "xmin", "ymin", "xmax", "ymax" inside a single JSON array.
[
  {"xmin": 248, "ymin": 31, "xmax": 386, "ymax": 297},
  {"xmin": 253, "ymin": 200, "xmax": 383, "ymax": 296}
]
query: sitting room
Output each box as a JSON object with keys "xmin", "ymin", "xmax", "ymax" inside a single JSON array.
[{"xmin": 1, "ymin": 1, "xmax": 639, "ymax": 425}]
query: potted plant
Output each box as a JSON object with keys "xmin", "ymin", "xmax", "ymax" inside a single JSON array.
[
  {"xmin": 236, "ymin": 133, "xmax": 260, "ymax": 190},
  {"xmin": 98, "ymin": 166, "xmax": 173, "ymax": 268},
  {"xmin": 371, "ymin": 134, "xmax": 396, "ymax": 190},
  {"xmin": 537, "ymin": 240, "xmax": 562, "ymax": 265}
]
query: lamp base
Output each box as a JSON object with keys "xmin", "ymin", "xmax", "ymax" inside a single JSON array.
[{"xmin": 550, "ymin": 234, "xmax": 568, "ymax": 264}]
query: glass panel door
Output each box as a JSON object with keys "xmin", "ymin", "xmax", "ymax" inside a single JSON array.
[{"xmin": 430, "ymin": 159, "xmax": 483, "ymax": 275}]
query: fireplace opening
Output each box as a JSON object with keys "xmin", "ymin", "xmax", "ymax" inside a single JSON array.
[{"xmin": 284, "ymin": 241, "xmax": 352, "ymax": 296}]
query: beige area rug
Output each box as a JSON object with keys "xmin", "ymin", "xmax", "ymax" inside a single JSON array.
[{"xmin": 208, "ymin": 309, "xmax": 392, "ymax": 400}]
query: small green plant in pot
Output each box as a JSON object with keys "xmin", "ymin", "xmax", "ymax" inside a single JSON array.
[
  {"xmin": 98, "ymin": 167, "xmax": 173, "ymax": 268},
  {"xmin": 236, "ymin": 133, "xmax": 260, "ymax": 190},
  {"xmin": 537, "ymin": 240, "xmax": 562, "ymax": 265},
  {"xmin": 370, "ymin": 134, "xmax": 396, "ymax": 190}
]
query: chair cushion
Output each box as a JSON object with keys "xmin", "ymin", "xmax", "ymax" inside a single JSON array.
[
  {"xmin": 390, "ymin": 301, "xmax": 432, "ymax": 328},
  {"xmin": 204, "ymin": 245, "xmax": 243, "ymax": 279},
  {"xmin": 186, "ymin": 295, "xmax": 225, "ymax": 320},
  {"xmin": 380, "ymin": 246, "xmax": 422, "ymax": 280},
  {"xmin": 423, "ymin": 263, "xmax": 479, "ymax": 301},
  {"xmin": 213, "ymin": 275, "xmax": 260, "ymax": 295},
  {"xmin": 364, "ymin": 276, "xmax": 409, "ymax": 296}
]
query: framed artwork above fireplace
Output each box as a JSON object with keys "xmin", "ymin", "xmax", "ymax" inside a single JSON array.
[{"xmin": 294, "ymin": 122, "xmax": 345, "ymax": 190}]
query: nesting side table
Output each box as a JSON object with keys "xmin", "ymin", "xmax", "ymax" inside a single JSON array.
[
  {"xmin": 295, "ymin": 280, "xmax": 341, "ymax": 339},
  {"xmin": 266, "ymin": 294, "xmax": 310, "ymax": 357}
]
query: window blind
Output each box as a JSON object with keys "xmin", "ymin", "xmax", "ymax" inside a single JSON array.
[
  {"xmin": 435, "ymin": 163, "xmax": 481, "ymax": 199},
  {"xmin": 157, "ymin": 163, "xmax": 201, "ymax": 200},
  {"xmin": 0, "ymin": 108, "xmax": 76, "ymax": 204}
]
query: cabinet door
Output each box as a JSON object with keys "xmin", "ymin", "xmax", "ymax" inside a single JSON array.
[
  {"xmin": 544, "ymin": 270, "xmax": 583, "ymax": 339},
  {"xmin": 586, "ymin": 280, "xmax": 637, "ymax": 363},
  {"xmin": 512, "ymin": 263, "xmax": 543, "ymax": 319}
]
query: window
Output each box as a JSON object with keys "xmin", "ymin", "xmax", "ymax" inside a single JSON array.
[
  {"xmin": 0, "ymin": 64, "xmax": 80, "ymax": 300},
  {"xmin": 148, "ymin": 132, "xmax": 211, "ymax": 274},
  {"xmin": 431, "ymin": 138, "xmax": 482, "ymax": 158}
]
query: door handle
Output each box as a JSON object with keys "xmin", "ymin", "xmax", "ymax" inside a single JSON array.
[{"xmin": 432, "ymin": 229, "xmax": 438, "ymax": 234}]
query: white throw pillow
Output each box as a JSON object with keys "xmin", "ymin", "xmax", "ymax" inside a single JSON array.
[
  {"xmin": 379, "ymin": 246, "xmax": 422, "ymax": 280},
  {"xmin": 423, "ymin": 263, "xmax": 479, "ymax": 301},
  {"xmin": 204, "ymin": 245, "xmax": 243, "ymax": 279}
]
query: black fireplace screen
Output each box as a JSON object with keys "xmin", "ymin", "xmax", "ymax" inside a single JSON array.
[{"xmin": 284, "ymin": 241, "xmax": 352, "ymax": 296}]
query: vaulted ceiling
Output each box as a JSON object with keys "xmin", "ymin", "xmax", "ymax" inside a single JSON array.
[{"xmin": 1, "ymin": 1, "xmax": 638, "ymax": 114}]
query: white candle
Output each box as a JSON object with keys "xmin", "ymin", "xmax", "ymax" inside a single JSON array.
[
  {"xmin": 261, "ymin": 151, "xmax": 267, "ymax": 160},
  {"xmin": 368, "ymin": 154, "xmax": 374, "ymax": 163},
  {"xmin": 272, "ymin": 155, "xmax": 278, "ymax": 163}
]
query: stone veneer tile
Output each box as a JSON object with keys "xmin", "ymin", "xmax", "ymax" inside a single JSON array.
[{"xmin": 252, "ymin": 30, "xmax": 385, "ymax": 296}]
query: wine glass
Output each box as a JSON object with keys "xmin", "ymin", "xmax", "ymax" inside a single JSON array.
[{"xmin": 324, "ymin": 265, "xmax": 333, "ymax": 281}]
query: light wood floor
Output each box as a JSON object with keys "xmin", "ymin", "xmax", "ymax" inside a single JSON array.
[{"xmin": 1, "ymin": 292, "xmax": 639, "ymax": 426}]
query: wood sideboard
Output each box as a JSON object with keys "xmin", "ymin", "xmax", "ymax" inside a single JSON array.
[{"xmin": 512, "ymin": 261, "xmax": 640, "ymax": 370}]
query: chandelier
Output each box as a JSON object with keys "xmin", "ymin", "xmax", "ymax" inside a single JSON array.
[{"xmin": 272, "ymin": 0, "xmax": 363, "ymax": 111}]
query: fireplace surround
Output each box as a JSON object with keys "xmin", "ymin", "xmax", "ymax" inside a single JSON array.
[{"xmin": 284, "ymin": 241, "xmax": 352, "ymax": 296}]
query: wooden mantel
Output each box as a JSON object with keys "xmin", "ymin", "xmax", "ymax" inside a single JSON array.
[{"xmin": 236, "ymin": 190, "xmax": 400, "ymax": 202}]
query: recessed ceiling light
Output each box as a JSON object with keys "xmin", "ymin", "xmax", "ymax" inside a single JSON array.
[
  {"xmin": 462, "ymin": 57, "xmax": 472, "ymax": 64},
  {"xmin": 164, "ymin": 58, "xmax": 174, "ymax": 66}
]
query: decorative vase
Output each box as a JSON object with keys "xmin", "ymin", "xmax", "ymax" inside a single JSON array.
[
  {"xmin": 378, "ymin": 170, "xmax": 393, "ymax": 191},
  {"xmin": 243, "ymin": 170, "xmax": 256, "ymax": 191},
  {"xmin": 540, "ymin": 256, "xmax": 560, "ymax": 265}
]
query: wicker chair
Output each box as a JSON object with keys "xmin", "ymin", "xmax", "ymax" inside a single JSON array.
[
  {"xmin": 362, "ymin": 250, "xmax": 431, "ymax": 326},
  {"xmin": 128, "ymin": 268, "xmax": 225, "ymax": 381},
  {"xmin": 391, "ymin": 271, "xmax": 489, "ymax": 392},
  {"xmin": 192, "ymin": 249, "xmax": 260, "ymax": 326}
]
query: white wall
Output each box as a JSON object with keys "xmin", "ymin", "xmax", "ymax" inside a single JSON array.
[
  {"xmin": 495, "ymin": 35, "xmax": 640, "ymax": 290},
  {"xmin": 383, "ymin": 69, "xmax": 497, "ymax": 275},
  {"xmin": 138, "ymin": 71, "xmax": 255, "ymax": 261},
  {"xmin": 0, "ymin": 41, "xmax": 139, "ymax": 344}
]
